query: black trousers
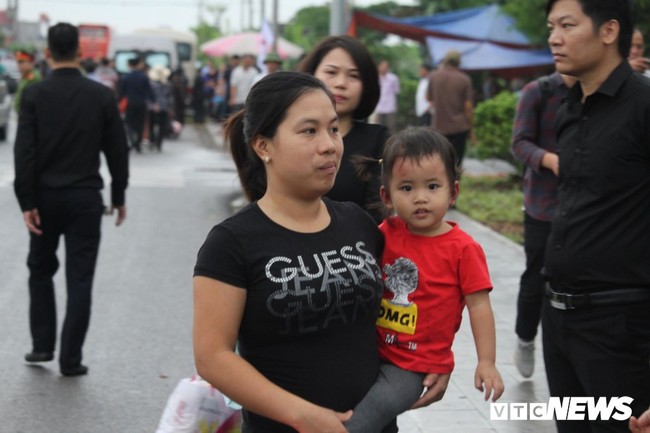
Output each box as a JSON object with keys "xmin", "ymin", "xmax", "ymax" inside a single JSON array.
[
  {"xmin": 542, "ymin": 300, "xmax": 650, "ymax": 432},
  {"xmin": 444, "ymin": 130, "xmax": 469, "ymax": 166},
  {"xmin": 149, "ymin": 110, "xmax": 169, "ymax": 151},
  {"xmin": 418, "ymin": 112, "xmax": 432, "ymax": 127},
  {"xmin": 125, "ymin": 101, "xmax": 147, "ymax": 151},
  {"xmin": 27, "ymin": 188, "xmax": 103, "ymax": 369},
  {"xmin": 515, "ymin": 213, "xmax": 551, "ymax": 341}
]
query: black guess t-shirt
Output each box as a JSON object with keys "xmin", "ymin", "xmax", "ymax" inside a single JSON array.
[{"xmin": 195, "ymin": 199, "xmax": 385, "ymax": 433}]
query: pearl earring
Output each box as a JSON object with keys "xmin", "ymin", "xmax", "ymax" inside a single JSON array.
[{"xmin": 264, "ymin": 156, "xmax": 270, "ymax": 163}]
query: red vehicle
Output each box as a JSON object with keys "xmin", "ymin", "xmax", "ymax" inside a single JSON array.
[{"xmin": 78, "ymin": 24, "xmax": 111, "ymax": 60}]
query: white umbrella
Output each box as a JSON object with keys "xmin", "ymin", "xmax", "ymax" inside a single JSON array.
[{"xmin": 200, "ymin": 32, "xmax": 304, "ymax": 59}]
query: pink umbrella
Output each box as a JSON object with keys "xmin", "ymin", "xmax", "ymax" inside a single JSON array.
[{"xmin": 200, "ymin": 32, "xmax": 304, "ymax": 59}]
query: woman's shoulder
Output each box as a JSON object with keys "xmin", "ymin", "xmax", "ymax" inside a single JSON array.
[
  {"xmin": 325, "ymin": 197, "xmax": 365, "ymax": 217},
  {"xmin": 325, "ymin": 198, "xmax": 380, "ymax": 231},
  {"xmin": 209, "ymin": 202, "xmax": 261, "ymax": 234},
  {"xmin": 345, "ymin": 122, "xmax": 389, "ymax": 157},
  {"xmin": 349, "ymin": 121, "xmax": 389, "ymax": 139}
]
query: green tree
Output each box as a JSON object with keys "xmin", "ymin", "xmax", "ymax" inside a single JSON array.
[
  {"xmin": 418, "ymin": 0, "xmax": 504, "ymax": 15},
  {"xmin": 191, "ymin": 22, "xmax": 221, "ymax": 64},
  {"xmin": 501, "ymin": 0, "xmax": 650, "ymax": 46}
]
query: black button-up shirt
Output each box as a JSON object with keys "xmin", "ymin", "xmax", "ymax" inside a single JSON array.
[
  {"xmin": 545, "ymin": 61, "xmax": 650, "ymax": 291},
  {"xmin": 14, "ymin": 68, "xmax": 129, "ymax": 211}
]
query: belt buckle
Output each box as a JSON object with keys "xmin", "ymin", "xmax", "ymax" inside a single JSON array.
[{"xmin": 549, "ymin": 290, "xmax": 575, "ymax": 310}]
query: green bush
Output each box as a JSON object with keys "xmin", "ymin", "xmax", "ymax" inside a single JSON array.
[
  {"xmin": 472, "ymin": 90, "xmax": 518, "ymax": 166},
  {"xmin": 396, "ymin": 76, "xmax": 419, "ymax": 129}
]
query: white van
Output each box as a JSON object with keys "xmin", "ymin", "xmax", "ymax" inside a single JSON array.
[{"xmin": 109, "ymin": 29, "xmax": 197, "ymax": 83}]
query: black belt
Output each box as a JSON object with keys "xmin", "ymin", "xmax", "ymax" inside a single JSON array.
[{"xmin": 545, "ymin": 285, "xmax": 650, "ymax": 310}]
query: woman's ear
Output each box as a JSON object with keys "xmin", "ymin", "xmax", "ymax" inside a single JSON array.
[{"xmin": 251, "ymin": 135, "xmax": 269, "ymax": 163}]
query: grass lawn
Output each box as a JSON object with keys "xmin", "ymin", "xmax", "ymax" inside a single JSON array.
[{"xmin": 455, "ymin": 174, "xmax": 525, "ymax": 244}]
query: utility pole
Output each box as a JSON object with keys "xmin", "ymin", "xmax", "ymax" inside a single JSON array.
[
  {"xmin": 240, "ymin": 0, "xmax": 244, "ymax": 31},
  {"xmin": 272, "ymin": 0, "xmax": 278, "ymax": 51},
  {"xmin": 197, "ymin": 0, "xmax": 204, "ymax": 26},
  {"xmin": 260, "ymin": 0, "xmax": 266, "ymax": 28},
  {"xmin": 206, "ymin": 4, "xmax": 227, "ymax": 32},
  {"xmin": 8, "ymin": 0, "xmax": 19, "ymax": 43},
  {"xmin": 330, "ymin": 0, "xmax": 347, "ymax": 35},
  {"xmin": 249, "ymin": 0, "xmax": 254, "ymax": 31}
]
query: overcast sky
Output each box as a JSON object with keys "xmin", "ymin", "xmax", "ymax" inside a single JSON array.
[{"xmin": 19, "ymin": 0, "xmax": 416, "ymax": 35}]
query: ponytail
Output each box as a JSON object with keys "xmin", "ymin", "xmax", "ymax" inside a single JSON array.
[
  {"xmin": 350, "ymin": 154, "xmax": 381, "ymax": 183},
  {"xmin": 225, "ymin": 110, "xmax": 266, "ymax": 202},
  {"xmin": 350, "ymin": 154, "xmax": 389, "ymax": 220}
]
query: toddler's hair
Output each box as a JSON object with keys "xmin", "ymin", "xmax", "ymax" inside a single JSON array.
[
  {"xmin": 352, "ymin": 126, "xmax": 460, "ymax": 218},
  {"xmin": 354, "ymin": 126, "xmax": 459, "ymax": 187}
]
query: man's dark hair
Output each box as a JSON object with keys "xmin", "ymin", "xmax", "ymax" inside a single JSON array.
[
  {"xmin": 47, "ymin": 22, "xmax": 79, "ymax": 62},
  {"xmin": 546, "ymin": 0, "xmax": 635, "ymax": 57}
]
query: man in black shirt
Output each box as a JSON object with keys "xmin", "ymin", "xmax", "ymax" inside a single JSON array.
[
  {"xmin": 544, "ymin": 1, "xmax": 650, "ymax": 432},
  {"xmin": 14, "ymin": 23, "xmax": 129, "ymax": 377}
]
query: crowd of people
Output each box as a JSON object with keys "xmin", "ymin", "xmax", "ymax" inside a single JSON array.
[
  {"xmin": 9, "ymin": 47, "xmax": 186, "ymax": 155},
  {"xmin": 10, "ymin": 0, "xmax": 650, "ymax": 432}
]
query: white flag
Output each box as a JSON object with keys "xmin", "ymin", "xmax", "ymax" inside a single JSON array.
[{"xmin": 258, "ymin": 20, "xmax": 276, "ymax": 73}]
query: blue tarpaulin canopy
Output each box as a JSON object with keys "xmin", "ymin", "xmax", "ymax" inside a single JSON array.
[
  {"xmin": 350, "ymin": 4, "xmax": 554, "ymax": 72},
  {"xmin": 425, "ymin": 37, "xmax": 554, "ymax": 71}
]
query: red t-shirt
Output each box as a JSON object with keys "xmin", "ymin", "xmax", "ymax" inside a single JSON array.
[{"xmin": 377, "ymin": 217, "xmax": 492, "ymax": 374}]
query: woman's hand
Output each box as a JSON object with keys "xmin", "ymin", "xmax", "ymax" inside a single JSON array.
[
  {"xmin": 630, "ymin": 406, "xmax": 650, "ymax": 433},
  {"xmin": 411, "ymin": 373, "xmax": 451, "ymax": 409},
  {"xmin": 293, "ymin": 404, "xmax": 352, "ymax": 433}
]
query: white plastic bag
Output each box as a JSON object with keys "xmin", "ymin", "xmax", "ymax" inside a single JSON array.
[{"xmin": 156, "ymin": 375, "xmax": 242, "ymax": 433}]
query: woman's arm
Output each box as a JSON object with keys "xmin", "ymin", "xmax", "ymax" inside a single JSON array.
[
  {"xmin": 411, "ymin": 372, "xmax": 451, "ymax": 409},
  {"xmin": 465, "ymin": 290, "xmax": 504, "ymax": 402},
  {"xmin": 193, "ymin": 276, "xmax": 351, "ymax": 433}
]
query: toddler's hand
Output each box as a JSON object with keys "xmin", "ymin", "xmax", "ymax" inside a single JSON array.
[{"xmin": 474, "ymin": 361, "xmax": 504, "ymax": 402}]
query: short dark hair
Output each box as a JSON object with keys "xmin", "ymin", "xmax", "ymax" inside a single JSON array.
[
  {"xmin": 299, "ymin": 35, "xmax": 379, "ymax": 121},
  {"xmin": 81, "ymin": 58, "xmax": 97, "ymax": 74},
  {"xmin": 352, "ymin": 127, "xmax": 459, "ymax": 217},
  {"xmin": 225, "ymin": 71, "xmax": 334, "ymax": 201},
  {"xmin": 381, "ymin": 127, "xmax": 459, "ymax": 191},
  {"xmin": 546, "ymin": 0, "xmax": 635, "ymax": 57},
  {"xmin": 47, "ymin": 22, "xmax": 79, "ymax": 62}
]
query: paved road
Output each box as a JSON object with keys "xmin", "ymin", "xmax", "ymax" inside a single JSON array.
[
  {"xmin": 0, "ymin": 118, "xmax": 555, "ymax": 432},
  {"xmin": 0, "ymin": 121, "xmax": 240, "ymax": 432}
]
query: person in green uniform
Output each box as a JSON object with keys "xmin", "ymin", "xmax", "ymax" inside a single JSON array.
[{"xmin": 14, "ymin": 50, "xmax": 41, "ymax": 114}]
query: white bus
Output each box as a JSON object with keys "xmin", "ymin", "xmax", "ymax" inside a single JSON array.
[{"xmin": 109, "ymin": 27, "xmax": 197, "ymax": 83}]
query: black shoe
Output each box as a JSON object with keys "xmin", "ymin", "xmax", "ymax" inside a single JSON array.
[
  {"xmin": 25, "ymin": 351, "xmax": 54, "ymax": 363},
  {"xmin": 61, "ymin": 364, "xmax": 88, "ymax": 377}
]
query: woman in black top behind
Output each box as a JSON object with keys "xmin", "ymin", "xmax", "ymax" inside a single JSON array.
[{"xmin": 300, "ymin": 36, "xmax": 388, "ymax": 223}]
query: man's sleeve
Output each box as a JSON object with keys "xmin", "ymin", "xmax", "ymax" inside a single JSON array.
[
  {"xmin": 13, "ymin": 86, "xmax": 38, "ymax": 211},
  {"xmin": 101, "ymin": 94, "xmax": 129, "ymax": 206},
  {"xmin": 464, "ymin": 77, "xmax": 473, "ymax": 104},
  {"xmin": 511, "ymin": 82, "xmax": 546, "ymax": 172},
  {"xmin": 426, "ymin": 74, "xmax": 434, "ymax": 102}
]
